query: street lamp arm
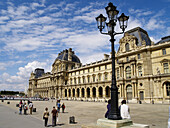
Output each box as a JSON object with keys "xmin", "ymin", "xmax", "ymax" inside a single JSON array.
[
  {"xmin": 100, "ymin": 31, "xmax": 110, "ymax": 35},
  {"xmin": 113, "ymin": 31, "xmax": 124, "ymax": 36}
]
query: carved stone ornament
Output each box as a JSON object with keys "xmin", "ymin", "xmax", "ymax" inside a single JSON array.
[{"xmin": 118, "ymin": 33, "xmax": 137, "ymax": 53}]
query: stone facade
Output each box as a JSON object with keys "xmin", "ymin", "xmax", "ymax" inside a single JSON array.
[{"xmin": 28, "ymin": 27, "xmax": 170, "ymax": 103}]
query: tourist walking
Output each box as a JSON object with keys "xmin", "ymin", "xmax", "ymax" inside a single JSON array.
[
  {"xmin": 120, "ymin": 100, "xmax": 130, "ymax": 119},
  {"xmin": 57, "ymin": 101, "xmax": 61, "ymax": 113},
  {"xmin": 51, "ymin": 106, "xmax": 58, "ymax": 126},
  {"xmin": 43, "ymin": 107, "xmax": 49, "ymax": 127},
  {"xmin": 19, "ymin": 100, "xmax": 23, "ymax": 114},
  {"xmin": 29, "ymin": 102, "xmax": 33, "ymax": 114},
  {"xmin": 105, "ymin": 99, "xmax": 111, "ymax": 118},
  {"xmin": 61, "ymin": 103, "xmax": 65, "ymax": 113},
  {"xmin": 24, "ymin": 103, "xmax": 28, "ymax": 115}
]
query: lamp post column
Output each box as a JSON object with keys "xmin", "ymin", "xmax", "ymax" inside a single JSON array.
[{"xmin": 108, "ymin": 33, "xmax": 121, "ymax": 120}]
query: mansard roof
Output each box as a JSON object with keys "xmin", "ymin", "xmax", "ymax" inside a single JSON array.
[
  {"xmin": 125, "ymin": 27, "xmax": 151, "ymax": 46},
  {"xmin": 56, "ymin": 49, "xmax": 81, "ymax": 63},
  {"xmin": 156, "ymin": 36, "xmax": 170, "ymax": 45}
]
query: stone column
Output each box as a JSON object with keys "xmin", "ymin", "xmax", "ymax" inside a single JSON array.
[
  {"xmin": 90, "ymin": 87, "xmax": 93, "ymax": 98},
  {"xmin": 85, "ymin": 88, "xmax": 87, "ymax": 99},
  {"xmin": 103, "ymin": 86, "xmax": 106, "ymax": 99}
]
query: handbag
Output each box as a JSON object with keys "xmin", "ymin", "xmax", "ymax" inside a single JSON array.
[{"xmin": 43, "ymin": 116, "xmax": 45, "ymax": 120}]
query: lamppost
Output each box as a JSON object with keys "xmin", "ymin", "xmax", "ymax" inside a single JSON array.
[{"xmin": 96, "ymin": 2, "xmax": 129, "ymax": 120}]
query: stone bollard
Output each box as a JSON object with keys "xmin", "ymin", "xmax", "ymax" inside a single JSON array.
[
  {"xmin": 1, "ymin": 100, "xmax": 4, "ymax": 102},
  {"xmin": 7, "ymin": 101, "xmax": 10, "ymax": 104},
  {"xmin": 33, "ymin": 108, "xmax": 36, "ymax": 112},
  {"xmin": 69, "ymin": 116, "xmax": 75, "ymax": 124},
  {"xmin": 139, "ymin": 100, "xmax": 142, "ymax": 104}
]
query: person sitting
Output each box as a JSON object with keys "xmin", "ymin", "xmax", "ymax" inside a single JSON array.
[
  {"xmin": 105, "ymin": 99, "xmax": 111, "ymax": 118},
  {"xmin": 120, "ymin": 100, "xmax": 130, "ymax": 119}
]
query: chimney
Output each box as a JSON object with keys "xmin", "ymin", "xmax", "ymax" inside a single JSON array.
[
  {"xmin": 104, "ymin": 54, "xmax": 109, "ymax": 59},
  {"xmin": 68, "ymin": 48, "xmax": 72, "ymax": 61}
]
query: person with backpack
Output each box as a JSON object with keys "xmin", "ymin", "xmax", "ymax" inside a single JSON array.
[
  {"xmin": 61, "ymin": 103, "xmax": 65, "ymax": 113},
  {"xmin": 43, "ymin": 107, "xmax": 49, "ymax": 127}
]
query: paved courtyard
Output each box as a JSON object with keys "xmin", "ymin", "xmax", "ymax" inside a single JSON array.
[{"xmin": 0, "ymin": 100, "xmax": 169, "ymax": 128}]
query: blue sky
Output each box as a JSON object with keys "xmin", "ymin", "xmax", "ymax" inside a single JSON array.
[{"xmin": 0, "ymin": 0, "xmax": 169, "ymax": 91}]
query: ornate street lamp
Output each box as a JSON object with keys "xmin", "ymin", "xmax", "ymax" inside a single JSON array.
[{"xmin": 96, "ymin": 2, "xmax": 129, "ymax": 120}]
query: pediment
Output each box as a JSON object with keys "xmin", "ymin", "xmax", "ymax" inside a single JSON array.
[
  {"xmin": 118, "ymin": 33, "xmax": 138, "ymax": 53},
  {"xmin": 160, "ymin": 59, "xmax": 170, "ymax": 63}
]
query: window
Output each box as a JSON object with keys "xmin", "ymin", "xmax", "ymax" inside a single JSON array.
[
  {"xmin": 138, "ymin": 54, "xmax": 141, "ymax": 59},
  {"xmin": 125, "ymin": 43, "xmax": 129, "ymax": 52},
  {"xmin": 74, "ymin": 78, "xmax": 76, "ymax": 84},
  {"xmin": 83, "ymin": 70, "xmax": 85, "ymax": 73},
  {"xmin": 105, "ymin": 74, "xmax": 108, "ymax": 80},
  {"xmin": 83, "ymin": 77, "xmax": 85, "ymax": 83},
  {"xmin": 93, "ymin": 75, "xmax": 95, "ymax": 82},
  {"xmin": 126, "ymin": 57, "xmax": 129, "ymax": 62},
  {"xmin": 78, "ymin": 77, "xmax": 81, "ymax": 84},
  {"xmin": 105, "ymin": 65, "xmax": 107, "ymax": 69},
  {"xmin": 70, "ymin": 79, "xmax": 72, "ymax": 85},
  {"xmin": 166, "ymin": 83, "xmax": 170, "ymax": 96},
  {"xmin": 162, "ymin": 49, "xmax": 166, "ymax": 55},
  {"xmin": 88, "ymin": 69, "xmax": 90, "ymax": 73},
  {"xmin": 164, "ymin": 63, "xmax": 169, "ymax": 73},
  {"xmin": 99, "ymin": 66, "xmax": 101, "ymax": 70},
  {"xmin": 93, "ymin": 67, "xmax": 95, "ymax": 72},
  {"xmin": 99, "ymin": 74, "xmax": 101, "ymax": 81},
  {"xmin": 66, "ymin": 64, "xmax": 68, "ymax": 70},
  {"xmin": 117, "ymin": 69, "xmax": 119, "ymax": 79},
  {"xmin": 126, "ymin": 66, "xmax": 131, "ymax": 78},
  {"xmin": 138, "ymin": 66, "xmax": 142, "ymax": 76},
  {"xmin": 88, "ymin": 76, "xmax": 90, "ymax": 83}
]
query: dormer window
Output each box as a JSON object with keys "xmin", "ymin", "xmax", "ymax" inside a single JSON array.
[
  {"xmin": 162, "ymin": 49, "xmax": 166, "ymax": 55},
  {"xmin": 125, "ymin": 43, "xmax": 129, "ymax": 52}
]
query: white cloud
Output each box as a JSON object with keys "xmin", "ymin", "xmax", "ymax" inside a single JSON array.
[
  {"xmin": 0, "ymin": 60, "xmax": 52, "ymax": 91},
  {"xmin": 145, "ymin": 18, "xmax": 164, "ymax": 30}
]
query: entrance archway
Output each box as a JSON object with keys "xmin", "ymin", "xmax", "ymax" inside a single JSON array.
[
  {"xmin": 126, "ymin": 85, "xmax": 132, "ymax": 100},
  {"xmin": 65, "ymin": 89, "xmax": 67, "ymax": 97},
  {"xmin": 99, "ymin": 87, "xmax": 103, "ymax": 98},
  {"xmin": 87, "ymin": 88, "xmax": 90, "ymax": 98},
  {"xmin": 81, "ymin": 88, "xmax": 85, "ymax": 97},
  {"xmin": 92, "ymin": 87, "xmax": 96, "ymax": 97},
  {"xmin": 69, "ymin": 89, "xmax": 71, "ymax": 97},
  {"xmin": 105, "ymin": 86, "xmax": 110, "ymax": 97},
  {"xmin": 72, "ymin": 89, "xmax": 75, "ymax": 97},
  {"xmin": 77, "ymin": 88, "xmax": 80, "ymax": 97}
]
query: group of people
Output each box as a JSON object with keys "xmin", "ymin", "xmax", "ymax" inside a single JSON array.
[
  {"xmin": 19, "ymin": 100, "xmax": 33, "ymax": 115},
  {"xmin": 105, "ymin": 99, "xmax": 130, "ymax": 119},
  {"xmin": 43, "ymin": 100, "xmax": 66, "ymax": 127}
]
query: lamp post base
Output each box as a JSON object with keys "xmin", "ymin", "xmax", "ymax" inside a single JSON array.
[{"xmin": 97, "ymin": 118, "xmax": 132, "ymax": 128}]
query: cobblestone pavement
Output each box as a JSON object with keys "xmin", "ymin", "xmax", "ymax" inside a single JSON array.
[{"xmin": 0, "ymin": 100, "xmax": 169, "ymax": 128}]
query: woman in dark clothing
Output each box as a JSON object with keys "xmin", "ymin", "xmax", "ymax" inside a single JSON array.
[{"xmin": 105, "ymin": 99, "xmax": 111, "ymax": 118}]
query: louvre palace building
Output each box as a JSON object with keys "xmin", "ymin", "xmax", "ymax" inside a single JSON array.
[{"xmin": 28, "ymin": 27, "xmax": 170, "ymax": 103}]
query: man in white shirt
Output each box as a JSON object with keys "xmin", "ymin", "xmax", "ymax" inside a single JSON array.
[{"xmin": 120, "ymin": 100, "xmax": 130, "ymax": 119}]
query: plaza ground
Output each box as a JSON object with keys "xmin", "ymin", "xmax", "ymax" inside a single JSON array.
[{"xmin": 0, "ymin": 100, "xmax": 169, "ymax": 128}]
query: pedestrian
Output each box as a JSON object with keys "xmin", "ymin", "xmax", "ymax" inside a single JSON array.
[
  {"xmin": 43, "ymin": 107, "xmax": 49, "ymax": 127},
  {"xmin": 51, "ymin": 106, "xmax": 58, "ymax": 126},
  {"xmin": 105, "ymin": 99, "xmax": 111, "ymax": 118},
  {"xmin": 29, "ymin": 102, "xmax": 33, "ymax": 114},
  {"xmin": 120, "ymin": 100, "xmax": 130, "ymax": 119},
  {"xmin": 19, "ymin": 100, "xmax": 23, "ymax": 114},
  {"xmin": 61, "ymin": 103, "xmax": 65, "ymax": 113},
  {"xmin": 24, "ymin": 103, "xmax": 28, "ymax": 115},
  {"xmin": 57, "ymin": 101, "xmax": 61, "ymax": 113}
]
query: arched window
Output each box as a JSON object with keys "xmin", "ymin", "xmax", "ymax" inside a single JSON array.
[
  {"xmin": 126, "ymin": 66, "xmax": 131, "ymax": 78},
  {"xmin": 166, "ymin": 82, "xmax": 170, "ymax": 96},
  {"xmin": 125, "ymin": 43, "xmax": 129, "ymax": 52},
  {"xmin": 138, "ymin": 66, "xmax": 142, "ymax": 76},
  {"xmin": 65, "ymin": 89, "xmax": 67, "ymax": 97}
]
